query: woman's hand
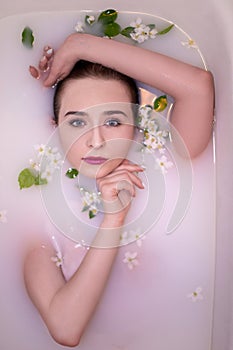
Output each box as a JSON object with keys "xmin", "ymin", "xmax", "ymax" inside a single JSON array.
[
  {"xmin": 97, "ymin": 160, "xmax": 144, "ymax": 226},
  {"xmin": 43, "ymin": 33, "xmax": 85, "ymax": 87}
]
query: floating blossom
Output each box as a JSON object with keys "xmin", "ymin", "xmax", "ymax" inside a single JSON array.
[
  {"xmin": 143, "ymin": 130, "xmax": 167, "ymax": 153},
  {"xmin": 80, "ymin": 188, "xmax": 102, "ymax": 218},
  {"xmin": 34, "ymin": 145, "xmax": 62, "ymax": 181},
  {"xmin": 120, "ymin": 231, "xmax": 129, "ymax": 245},
  {"xmin": 156, "ymin": 155, "xmax": 173, "ymax": 174},
  {"xmin": 34, "ymin": 144, "xmax": 46, "ymax": 157},
  {"xmin": 40, "ymin": 166, "xmax": 54, "ymax": 182},
  {"xmin": 187, "ymin": 286, "xmax": 204, "ymax": 302},
  {"xmin": 0, "ymin": 210, "xmax": 7, "ymax": 223},
  {"xmin": 130, "ymin": 17, "xmax": 144, "ymax": 29},
  {"xmin": 129, "ymin": 17, "xmax": 158, "ymax": 43},
  {"xmin": 75, "ymin": 21, "xmax": 85, "ymax": 33},
  {"xmin": 49, "ymin": 152, "xmax": 63, "ymax": 170},
  {"xmin": 18, "ymin": 144, "xmax": 62, "ymax": 189},
  {"xmin": 86, "ymin": 15, "xmax": 95, "ymax": 25},
  {"xmin": 130, "ymin": 28, "xmax": 150, "ymax": 44},
  {"xmin": 120, "ymin": 229, "xmax": 146, "ymax": 247},
  {"xmin": 149, "ymin": 28, "xmax": 158, "ymax": 39},
  {"xmin": 138, "ymin": 105, "xmax": 158, "ymax": 131},
  {"xmin": 51, "ymin": 251, "xmax": 63, "ymax": 267},
  {"xmin": 131, "ymin": 229, "xmax": 146, "ymax": 247},
  {"xmin": 138, "ymin": 105, "xmax": 170, "ymax": 154},
  {"xmin": 181, "ymin": 38, "xmax": 198, "ymax": 49},
  {"xmin": 29, "ymin": 159, "xmax": 40, "ymax": 172},
  {"xmin": 123, "ymin": 251, "xmax": 139, "ymax": 270}
]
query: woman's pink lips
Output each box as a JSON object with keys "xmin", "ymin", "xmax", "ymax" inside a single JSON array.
[{"xmin": 82, "ymin": 157, "xmax": 108, "ymax": 165}]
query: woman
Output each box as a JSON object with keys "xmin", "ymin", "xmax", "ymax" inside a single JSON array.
[{"xmin": 24, "ymin": 33, "xmax": 214, "ymax": 347}]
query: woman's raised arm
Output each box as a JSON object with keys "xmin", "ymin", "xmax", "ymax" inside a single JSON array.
[{"xmin": 44, "ymin": 33, "xmax": 215, "ymax": 158}]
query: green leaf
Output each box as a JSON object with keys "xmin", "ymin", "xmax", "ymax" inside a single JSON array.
[
  {"xmin": 103, "ymin": 22, "xmax": 121, "ymax": 37},
  {"xmin": 98, "ymin": 9, "xmax": 118, "ymax": 24},
  {"xmin": 21, "ymin": 26, "xmax": 34, "ymax": 48},
  {"xmin": 18, "ymin": 168, "xmax": 36, "ymax": 189},
  {"xmin": 66, "ymin": 168, "xmax": 79, "ymax": 179},
  {"xmin": 153, "ymin": 95, "xmax": 168, "ymax": 112},
  {"xmin": 89, "ymin": 210, "xmax": 96, "ymax": 219},
  {"xmin": 34, "ymin": 175, "xmax": 48, "ymax": 186},
  {"xmin": 147, "ymin": 24, "xmax": 156, "ymax": 30},
  {"xmin": 157, "ymin": 24, "xmax": 174, "ymax": 35},
  {"xmin": 82, "ymin": 205, "xmax": 90, "ymax": 212},
  {"xmin": 121, "ymin": 26, "xmax": 134, "ymax": 38}
]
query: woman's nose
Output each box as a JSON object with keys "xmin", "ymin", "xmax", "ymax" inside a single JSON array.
[{"xmin": 86, "ymin": 126, "xmax": 105, "ymax": 149}]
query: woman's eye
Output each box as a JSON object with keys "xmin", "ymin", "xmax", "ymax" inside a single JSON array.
[
  {"xmin": 69, "ymin": 119, "xmax": 86, "ymax": 127},
  {"xmin": 105, "ymin": 119, "xmax": 122, "ymax": 127}
]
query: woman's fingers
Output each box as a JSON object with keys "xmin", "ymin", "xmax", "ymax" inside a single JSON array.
[
  {"xmin": 43, "ymin": 36, "xmax": 81, "ymax": 86},
  {"xmin": 98, "ymin": 178, "xmax": 134, "ymax": 214},
  {"xmin": 102, "ymin": 169, "xmax": 144, "ymax": 190},
  {"xmin": 98, "ymin": 169, "xmax": 144, "ymax": 200}
]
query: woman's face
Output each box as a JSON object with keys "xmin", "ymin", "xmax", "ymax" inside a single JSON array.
[{"xmin": 58, "ymin": 77, "xmax": 135, "ymax": 178}]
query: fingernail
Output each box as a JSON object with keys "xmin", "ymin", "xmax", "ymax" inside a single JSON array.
[
  {"xmin": 40, "ymin": 55, "xmax": 47, "ymax": 63},
  {"xmin": 38, "ymin": 56, "xmax": 47, "ymax": 70},
  {"xmin": 45, "ymin": 48, "xmax": 54, "ymax": 58},
  {"xmin": 29, "ymin": 65, "xmax": 40, "ymax": 79}
]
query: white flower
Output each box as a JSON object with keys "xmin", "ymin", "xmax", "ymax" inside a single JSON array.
[
  {"xmin": 130, "ymin": 17, "xmax": 144, "ymax": 29},
  {"xmin": 40, "ymin": 165, "xmax": 54, "ymax": 182},
  {"xmin": 138, "ymin": 105, "xmax": 153, "ymax": 129},
  {"xmin": 34, "ymin": 144, "xmax": 46, "ymax": 157},
  {"xmin": 187, "ymin": 287, "xmax": 204, "ymax": 302},
  {"xmin": 75, "ymin": 21, "xmax": 85, "ymax": 33},
  {"xmin": 123, "ymin": 251, "xmax": 139, "ymax": 270},
  {"xmin": 80, "ymin": 188, "xmax": 102, "ymax": 217},
  {"xmin": 156, "ymin": 155, "xmax": 173, "ymax": 174},
  {"xmin": 86, "ymin": 15, "xmax": 95, "ymax": 25},
  {"xmin": 82, "ymin": 191, "xmax": 101, "ymax": 208},
  {"xmin": 120, "ymin": 231, "xmax": 129, "ymax": 245},
  {"xmin": 49, "ymin": 152, "xmax": 63, "ymax": 170},
  {"xmin": 45, "ymin": 146, "xmax": 58, "ymax": 158},
  {"xmin": 29, "ymin": 159, "xmax": 40, "ymax": 172},
  {"xmin": 32, "ymin": 145, "xmax": 63, "ymax": 182},
  {"xmin": 130, "ymin": 229, "xmax": 146, "ymax": 247},
  {"xmin": 181, "ymin": 38, "xmax": 198, "ymax": 49},
  {"xmin": 143, "ymin": 132, "xmax": 165, "ymax": 153},
  {"xmin": 130, "ymin": 30, "xmax": 149, "ymax": 44},
  {"xmin": 0, "ymin": 210, "xmax": 7, "ymax": 223},
  {"xmin": 129, "ymin": 18, "xmax": 157, "ymax": 43},
  {"xmin": 149, "ymin": 28, "xmax": 158, "ymax": 39},
  {"xmin": 51, "ymin": 251, "xmax": 63, "ymax": 267}
]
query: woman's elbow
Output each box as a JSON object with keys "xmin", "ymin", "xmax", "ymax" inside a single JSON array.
[
  {"xmin": 197, "ymin": 69, "xmax": 215, "ymax": 100},
  {"xmin": 48, "ymin": 321, "xmax": 83, "ymax": 347},
  {"xmin": 50, "ymin": 330, "xmax": 82, "ymax": 348}
]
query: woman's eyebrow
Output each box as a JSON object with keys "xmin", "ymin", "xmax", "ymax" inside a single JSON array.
[
  {"xmin": 102, "ymin": 110, "xmax": 128, "ymax": 118},
  {"xmin": 64, "ymin": 111, "xmax": 88, "ymax": 117},
  {"xmin": 64, "ymin": 110, "xmax": 128, "ymax": 118}
]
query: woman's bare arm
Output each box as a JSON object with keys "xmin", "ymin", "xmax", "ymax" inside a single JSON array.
[
  {"xmin": 24, "ymin": 231, "xmax": 119, "ymax": 347},
  {"xmin": 44, "ymin": 33, "xmax": 215, "ymax": 158},
  {"xmin": 24, "ymin": 162, "xmax": 144, "ymax": 347}
]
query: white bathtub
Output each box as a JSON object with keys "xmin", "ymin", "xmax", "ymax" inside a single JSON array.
[{"xmin": 0, "ymin": 1, "xmax": 232, "ymax": 349}]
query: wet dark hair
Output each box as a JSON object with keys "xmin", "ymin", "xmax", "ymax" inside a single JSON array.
[{"xmin": 53, "ymin": 60, "xmax": 140, "ymax": 124}]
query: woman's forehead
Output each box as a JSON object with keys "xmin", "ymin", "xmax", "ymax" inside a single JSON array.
[{"xmin": 61, "ymin": 77, "xmax": 132, "ymax": 102}]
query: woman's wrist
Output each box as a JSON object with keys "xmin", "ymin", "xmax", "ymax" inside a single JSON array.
[{"xmin": 101, "ymin": 213, "xmax": 126, "ymax": 228}]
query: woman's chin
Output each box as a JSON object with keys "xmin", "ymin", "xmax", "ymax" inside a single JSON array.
[{"xmin": 78, "ymin": 160, "xmax": 123, "ymax": 179}]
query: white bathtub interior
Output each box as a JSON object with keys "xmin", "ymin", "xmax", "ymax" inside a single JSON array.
[{"xmin": 0, "ymin": 1, "xmax": 232, "ymax": 350}]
